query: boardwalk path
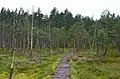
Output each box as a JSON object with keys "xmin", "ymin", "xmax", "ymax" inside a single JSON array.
[{"xmin": 52, "ymin": 53, "xmax": 71, "ymax": 79}]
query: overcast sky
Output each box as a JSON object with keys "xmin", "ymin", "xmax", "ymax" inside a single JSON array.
[{"xmin": 0, "ymin": 0, "xmax": 119, "ymax": 19}]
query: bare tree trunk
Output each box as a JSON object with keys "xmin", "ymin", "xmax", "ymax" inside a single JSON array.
[
  {"xmin": 74, "ymin": 27, "xmax": 76, "ymax": 53},
  {"xmin": 76, "ymin": 39, "xmax": 79, "ymax": 53},
  {"xmin": 2, "ymin": 23, "xmax": 5, "ymax": 49},
  {"xmin": 92, "ymin": 23, "xmax": 97, "ymax": 51},
  {"xmin": 9, "ymin": 21, "xmax": 16, "ymax": 79},
  {"xmin": 103, "ymin": 46, "xmax": 108, "ymax": 56},
  {"xmin": 27, "ymin": 29, "xmax": 30, "ymax": 51},
  {"xmin": 23, "ymin": 34, "xmax": 26, "ymax": 53},
  {"xmin": 48, "ymin": 26, "xmax": 52, "ymax": 54},
  {"xmin": 9, "ymin": 49, "xmax": 15, "ymax": 79},
  {"xmin": 1, "ymin": 22, "xmax": 6, "ymax": 53},
  {"xmin": 103, "ymin": 42, "xmax": 108, "ymax": 56},
  {"xmin": 29, "ymin": 6, "xmax": 34, "ymax": 62},
  {"xmin": 63, "ymin": 41, "xmax": 65, "ymax": 53},
  {"xmin": 96, "ymin": 40, "xmax": 99, "ymax": 54}
]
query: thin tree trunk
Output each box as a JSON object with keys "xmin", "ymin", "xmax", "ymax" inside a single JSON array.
[
  {"xmin": 9, "ymin": 22, "xmax": 16, "ymax": 79},
  {"xmin": 27, "ymin": 29, "xmax": 30, "ymax": 51},
  {"xmin": 23, "ymin": 34, "xmax": 26, "ymax": 53},
  {"xmin": 49, "ymin": 26, "xmax": 52, "ymax": 54},
  {"xmin": 29, "ymin": 6, "xmax": 34, "ymax": 62},
  {"xmin": 103, "ymin": 43, "xmax": 108, "ymax": 56},
  {"xmin": 63, "ymin": 41, "xmax": 65, "ymax": 53},
  {"xmin": 2, "ymin": 22, "xmax": 5, "ymax": 49},
  {"xmin": 96, "ymin": 40, "xmax": 99, "ymax": 54},
  {"xmin": 74, "ymin": 27, "xmax": 76, "ymax": 53},
  {"xmin": 9, "ymin": 49, "xmax": 15, "ymax": 79},
  {"xmin": 103, "ymin": 46, "xmax": 108, "ymax": 56}
]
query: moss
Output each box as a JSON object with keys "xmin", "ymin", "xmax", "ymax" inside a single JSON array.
[
  {"xmin": 0, "ymin": 49, "xmax": 65, "ymax": 79},
  {"xmin": 70, "ymin": 53, "xmax": 120, "ymax": 79}
]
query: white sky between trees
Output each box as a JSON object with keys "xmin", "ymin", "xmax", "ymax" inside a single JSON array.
[{"xmin": 0, "ymin": 0, "xmax": 119, "ymax": 19}]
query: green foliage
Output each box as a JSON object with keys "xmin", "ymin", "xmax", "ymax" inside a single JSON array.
[
  {"xmin": 70, "ymin": 52, "xmax": 120, "ymax": 79},
  {"xmin": 0, "ymin": 7, "xmax": 120, "ymax": 53},
  {"xmin": 1, "ymin": 7, "xmax": 120, "ymax": 79},
  {"xmin": 0, "ymin": 49, "xmax": 65, "ymax": 79}
]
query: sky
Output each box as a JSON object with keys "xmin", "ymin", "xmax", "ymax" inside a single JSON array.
[{"xmin": 0, "ymin": 0, "xmax": 120, "ymax": 19}]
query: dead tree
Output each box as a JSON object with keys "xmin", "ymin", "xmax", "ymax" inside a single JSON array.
[
  {"xmin": 29, "ymin": 6, "xmax": 34, "ymax": 62},
  {"xmin": 9, "ymin": 20, "xmax": 16, "ymax": 79}
]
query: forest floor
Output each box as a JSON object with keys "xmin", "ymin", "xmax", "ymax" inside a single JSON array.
[
  {"xmin": 69, "ymin": 50, "xmax": 120, "ymax": 79},
  {"xmin": 1, "ymin": 49, "xmax": 120, "ymax": 79},
  {"xmin": 0, "ymin": 49, "xmax": 65, "ymax": 79}
]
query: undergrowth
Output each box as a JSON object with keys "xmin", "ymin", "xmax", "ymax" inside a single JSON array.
[
  {"xmin": 0, "ymin": 48, "xmax": 65, "ymax": 79},
  {"xmin": 70, "ymin": 51, "xmax": 120, "ymax": 79}
]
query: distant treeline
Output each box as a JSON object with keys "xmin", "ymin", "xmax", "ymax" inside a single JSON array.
[{"xmin": 0, "ymin": 7, "xmax": 120, "ymax": 54}]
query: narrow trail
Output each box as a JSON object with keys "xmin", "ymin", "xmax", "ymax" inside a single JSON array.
[{"xmin": 52, "ymin": 53, "xmax": 71, "ymax": 79}]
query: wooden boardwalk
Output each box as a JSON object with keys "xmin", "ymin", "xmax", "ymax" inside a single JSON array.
[{"xmin": 52, "ymin": 53, "xmax": 71, "ymax": 79}]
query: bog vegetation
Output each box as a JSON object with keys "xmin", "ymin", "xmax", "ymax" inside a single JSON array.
[{"xmin": 0, "ymin": 7, "xmax": 120, "ymax": 79}]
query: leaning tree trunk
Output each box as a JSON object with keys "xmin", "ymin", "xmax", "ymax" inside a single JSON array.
[
  {"xmin": 9, "ymin": 22, "xmax": 16, "ymax": 79},
  {"xmin": 103, "ymin": 47, "xmax": 108, "ymax": 56},
  {"xmin": 9, "ymin": 49, "xmax": 15, "ymax": 79}
]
